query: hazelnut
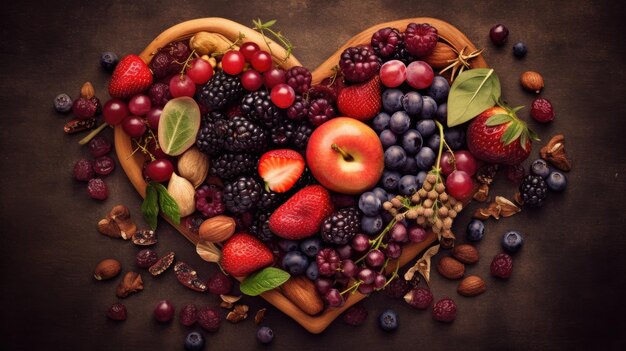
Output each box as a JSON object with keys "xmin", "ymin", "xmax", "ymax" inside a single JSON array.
[
  {"xmin": 94, "ymin": 258, "xmax": 122, "ymax": 280},
  {"xmin": 116, "ymin": 271, "xmax": 144, "ymax": 298},
  {"xmin": 457, "ymin": 275, "xmax": 487, "ymax": 297},
  {"xmin": 437, "ymin": 257, "xmax": 465, "ymax": 279},
  {"xmin": 520, "ymin": 71, "xmax": 544, "ymax": 93},
  {"xmin": 452, "ymin": 244, "xmax": 480, "ymax": 264}
]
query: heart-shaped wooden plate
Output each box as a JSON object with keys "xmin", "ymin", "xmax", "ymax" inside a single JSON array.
[{"xmin": 115, "ymin": 17, "xmax": 487, "ymax": 333}]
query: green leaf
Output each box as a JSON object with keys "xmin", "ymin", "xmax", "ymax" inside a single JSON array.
[
  {"xmin": 519, "ymin": 131, "xmax": 529, "ymax": 151},
  {"xmin": 511, "ymin": 105, "xmax": 525, "ymax": 113},
  {"xmin": 447, "ymin": 68, "xmax": 501, "ymax": 127},
  {"xmin": 485, "ymin": 113, "xmax": 513, "ymax": 126},
  {"xmin": 141, "ymin": 183, "xmax": 159, "ymax": 230},
  {"xmin": 240, "ymin": 267, "xmax": 290, "ymax": 296},
  {"xmin": 528, "ymin": 128, "xmax": 540, "ymax": 141},
  {"xmin": 158, "ymin": 97, "xmax": 201, "ymax": 156},
  {"xmin": 501, "ymin": 122, "xmax": 523, "ymax": 145},
  {"xmin": 153, "ymin": 183, "xmax": 180, "ymax": 224},
  {"xmin": 263, "ymin": 19, "xmax": 276, "ymax": 28}
]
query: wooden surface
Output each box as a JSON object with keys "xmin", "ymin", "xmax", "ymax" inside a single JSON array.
[{"xmin": 2, "ymin": 1, "xmax": 626, "ymax": 350}]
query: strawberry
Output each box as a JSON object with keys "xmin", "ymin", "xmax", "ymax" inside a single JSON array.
[
  {"xmin": 258, "ymin": 149, "xmax": 305, "ymax": 193},
  {"xmin": 467, "ymin": 106, "xmax": 539, "ymax": 165},
  {"xmin": 269, "ymin": 185, "xmax": 334, "ymax": 240},
  {"xmin": 108, "ymin": 54, "xmax": 153, "ymax": 99},
  {"xmin": 337, "ymin": 75, "xmax": 381, "ymax": 121},
  {"xmin": 221, "ymin": 233, "xmax": 273, "ymax": 277}
]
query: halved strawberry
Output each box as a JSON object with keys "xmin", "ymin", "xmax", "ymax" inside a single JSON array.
[{"xmin": 258, "ymin": 149, "xmax": 305, "ymax": 193}]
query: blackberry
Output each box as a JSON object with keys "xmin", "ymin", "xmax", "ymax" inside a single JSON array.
[
  {"xmin": 308, "ymin": 98, "xmax": 335, "ymax": 126},
  {"xmin": 257, "ymin": 189, "xmax": 288, "ymax": 210},
  {"xmin": 196, "ymin": 112, "xmax": 228, "ymax": 156},
  {"xmin": 240, "ymin": 90, "xmax": 284, "ymax": 127},
  {"xmin": 519, "ymin": 174, "xmax": 548, "ymax": 207},
  {"xmin": 285, "ymin": 66, "xmax": 312, "ymax": 94},
  {"xmin": 404, "ymin": 23, "xmax": 438, "ymax": 58},
  {"xmin": 210, "ymin": 153, "xmax": 258, "ymax": 180},
  {"xmin": 223, "ymin": 176, "xmax": 262, "ymax": 213},
  {"xmin": 195, "ymin": 185, "xmax": 226, "ymax": 218},
  {"xmin": 197, "ymin": 71, "xmax": 243, "ymax": 110},
  {"xmin": 320, "ymin": 207, "xmax": 361, "ymax": 245},
  {"xmin": 270, "ymin": 119, "xmax": 296, "ymax": 146},
  {"xmin": 249, "ymin": 209, "xmax": 274, "ymax": 242},
  {"xmin": 289, "ymin": 167, "xmax": 317, "ymax": 193},
  {"xmin": 339, "ymin": 46, "xmax": 380, "ymax": 83},
  {"xmin": 371, "ymin": 27, "xmax": 402, "ymax": 58},
  {"xmin": 291, "ymin": 123, "xmax": 314, "ymax": 151},
  {"xmin": 224, "ymin": 116, "xmax": 267, "ymax": 153},
  {"xmin": 391, "ymin": 46, "xmax": 417, "ymax": 65},
  {"xmin": 286, "ymin": 95, "xmax": 309, "ymax": 121}
]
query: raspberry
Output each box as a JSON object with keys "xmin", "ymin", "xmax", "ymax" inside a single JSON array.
[
  {"xmin": 371, "ymin": 27, "xmax": 402, "ymax": 58},
  {"xmin": 384, "ymin": 277, "xmax": 411, "ymax": 299},
  {"xmin": 195, "ymin": 185, "xmax": 226, "ymax": 218},
  {"xmin": 530, "ymin": 97, "xmax": 555, "ymax": 123},
  {"xmin": 490, "ymin": 253, "xmax": 513, "ymax": 278},
  {"xmin": 308, "ymin": 98, "xmax": 335, "ymax": 126},
  {"xmin": 87, "ymin": 178, "xmax": 108, "ymax": 200},
  {"xmin": 206, "ymin": 271, "xmax": 233, "ymax": 295},
  {"xmin": 316, "ymin": 248, "xmax": 341, "ymax": 276},
  {"xmin": 286, "ymin": 95, "xmax": 309, "ymax": 121},
  {"xmin": 342, "ymin": 303, "xmax": 368, "ymax": 326},
  {"xmin": 432, "ymin": 298, "xmax": 456, "ymax": 322},
  {"xmin": 88, "ymin": 136, "xmax": 112, "ymax": 158},
  {"xmin": 285, "ymin": 66, "xmax": 312, "ymax": 94},
  {"xmin": 148, "ymin": 82, "xmax": 171, "ymax": 107},
  {"xmin": 179, "ymin": 304, "xmax": 198, "ymax": 326},
  {"xmin": 184, "ymin": 214, "xmax": 204, "ymax": 234},
  {"xmin": 404, "ymin": 23, "xmax": 438, "ymax": 58},
  {"xmin": 197, "ymin": 306, "xmax": 222, "ymax": 332},
  {"xmin": 506, "ymin": 164, "xmax": 526, "ymax": 183},
  {"xmin": 73, "ymin": 158, "xmax": 94, "ymax": 181},
  {"xmin": 72, "ymin": 97, "xmax": 97, "ymax": 119},
  {"xmin": 149, "ymin": 51, "xmax": 178, "ymax": 79},
  {"xmin": 339, "ymin": 46, "xmax": 380, "ymax": 83},
  {"xmin": 308, "ymin": 84, "xmax": 337, "ymax": 103},
  {"xmin": 106, "ymin": 302, "xmax": 127, "ymax": 321},
  {"xmin": 404, "ymin": 287, "xmax": 433, "ymax": 309}
]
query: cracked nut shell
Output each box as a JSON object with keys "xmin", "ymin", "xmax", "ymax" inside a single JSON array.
[
  {"xmin": 94, "ymin": 258, "xmax": 122, "ymax": 280},
  {"xmin": 116, "ymin": 271, "xmax": 144, "ymax": 298}
]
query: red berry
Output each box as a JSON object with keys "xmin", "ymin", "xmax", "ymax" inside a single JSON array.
[
  {"xmin": 222, "ymin": 50, "xmax": 245, "ymax": 75},
  {"xmin": 186, "ymin": 58, "xmax": 214, "ymax": 85},
  {"xmin": 263, "ymin": 68, "xmax": 286, "ymax": 89},
  {"xmin": 93, "ymin": 156, "xmax": 115, "ymax": 176},
  {"xmin": 490, "ymin": 253, "xmax": 513, "ymax": 278},
  {"xmin": 146, "ymin": 107, "xmax": 162, "ymax": 130},
  {"xmin": 179, "ymin": 304, "xmax": 198, "ymax": 326},
  {"xmin": 135, "ymin": 249, "xmax": 158, "ymax": 268},
  {"xmin": 251, "ymin": 50, "xmax": 273, "ymax": 72},
  {"xmin": 432, "ymin": 298, "xmax": 457, "ymax": 322},
  {"xmin": 154, "ymin": 300, "xmax": 175, "ymax": 322},
  {"xmin": 106, "ymin": 303, "xmax": 127, "ymax": 321},
  {"xmin": 102, "ymin": 99, "xmax": 129, "ymax": 125},
  {"xmin": 239, "ymin": 42, "xmax": 260, "ymax": 61},
  {"xmin": 454, "ymin": 150, "xmax": 479, "ymax": 176},
  {"xmin": 489, "ymin": 24, "xmax": 509, "ymax": 46},
  {"xmin": 506, "ymin": 164, "xmax": 526, "ymax": 183},
  {"xmin": 73, "ymin": 158, "xmax": 94, "ymax": 181},
  {"xmin": 88, "ymin": 136, "xmax": 112, "ymax": 158},
  {"xmin": 169, "ymin": 74, "xmax": 196, "ymax": 98},
  {"xmin": 342, "ymin": 303, "xmax": 368, "ymax": 326},
  {"xmin": 122, "ymin": 115, "xmax": 147, "ymax": 138},
  {"xmin": 197, "ymin": 306, "xmax": 222, "ymax": 332},
  {"xmin": 446, "ymin": 170, "xmax": 474, "ymax": 201},
  {"xmin": 404, "ymin": 23, "xmax": 438, "ymax": 58},
  {"xmin": 384, "ymin": 278, "xmax": 411, "ymax": 299},
  {"xmin": 87, "ymin": 178, "xmax": 108, "ymax": 200},
  {"xmin": 128, "ymin": 94, "xmax": 152, "ymax": 116},
  {"xmin": 530, "ymin": 97, "xmax": 555, "ymax": 123},
  {"xmin": 72, "ymin": 97, "xmax": 97, "ymax": 119},
  {"xmin": 241, "ymin": 69, "xmax": 263, "ymax": 91},
  {"xmin": 206, "ymin": 271, "xmax": 233, "ymax": 295},
  {"xmin": 270, "ymin": 83, "xmax": 296, "ymax": 108},
  {"xmin": 404, "ymin": 287, "xmax": 433, "ymax": 309},
  {"xmin": 145, "ymin": 159, "xmax": 174, "ymax": 182}
]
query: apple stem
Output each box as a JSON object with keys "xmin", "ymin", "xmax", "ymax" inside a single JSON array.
[{"xmin": 331, "ymin": 143, "xmax": 354, "ymax": 162}]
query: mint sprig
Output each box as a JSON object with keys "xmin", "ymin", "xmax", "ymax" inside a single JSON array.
[{"xmin": 141, "ymin": 182, "xmax": 181, "ymax": 230}]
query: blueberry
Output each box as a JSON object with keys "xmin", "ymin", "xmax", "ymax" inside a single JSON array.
[
  {"xmin": 300, "ymin": 238, "xmax": 322, "ymax": 257},
  {"xmin": 420, "ymin": 96, "xmax": 438, "ymax": 119},
  {"xmin": 401, "ymin": 91, "xmax": 423, "ymax": 116},
  {"xmin": 379, "ymin": 129, "xmax": 398, "ymax": 149},
  {"xmin": 282, "ymin": 251, "xmax": 309, "ymax": 275},
  {"xmin": 389, "ymin": 111, "xmax": 411, "ymax": 134},
  {"xmin": 426, "ymin": 134, "xmax": 440, "ymax": 150},
  {"xmin": 372, "ymin": 112, "xmax": 391, "ymax": 133},
  {"xmin": 546, "ymin": 171, "xmax": 567, "ymax": 191},
  {"xmin": 513, "ymin": 42, "xmax": 528, "ymax": 58},
  {"xmin": 382, "ymin": 89, "xmax": 404, "ymax": 113},
  {"xmin": 53, "ymin": 93, "xmax": 73, "ymax": 113},
  {"xmin": 435, "ymin": 102, "xmax": 448, "ymax": 124},
  {"xmin": 501, "ymin": 231, "xmax": 524, "ymax": 253},
  {"xmin": 531, "ymin": 159, "xmax": 551, "ymax": 178},
  {"xmin": 379, "ymin": 309, "xmax": 399, "ymax": 331},
  {"xmin": 426, "ymin": 76, "xmax": 450, "ymax": 104},
  {"xmin": 401, "ymin": 129, "xmax": 423, "ymax": 155},
  {"xmin": 415, "ymin": 147, "xmax": 436, "ymax": 171},
  {"xmin": 398, "ymin": 175, "xmax": 418, "ymax": 196},
  {"xmin": 278, "ymin": 239, "xmax": 299, "ymax": 252},
  {"xmin": 361, "ymin": 215, "xmax": 384, "ymax": 235},
  {"xmin": 257, "ymin": 326, "xmax": 274, "ymax": 344},
  {"xmin": 466, "ymin": 219, "xmax": 485, "ymax": 242},
  {"xmin": 401, "ymin": 156, "xmax": 418, "ymax": 175},
  {"xmin": 416, "ymin": 119, "xmax": 437, "ymax": 138},
  {"xmin": 359, "ymin": 191, "xmax": 382, "ymax": 216},
  {"xmin": 444, "ymin": 127, "xmax": 465, "ymax": 150},
  {"xmin": 381, "ymin": 170, "xmax": 401, "ymax": 192},
  {"xmin": 184, "ymin": 331, "xmax": 205, "ymax": 351},
  {"xmin": 371, "ymin": 187, "xmax": 389, "ymax": 204},
  {"xmin": 416, "ymin": 171, "xmax": 427, "ymax": 188},
  {"xmin": 100, "ymin": 51, "xmax": 119, "ymax": 72},
  {"xmin": 306, "ymin": 261, "xmax": 319, "ymax": 280},
  {"xmin": 384, "ymin": 145, "xmax": 407, "ymax": 170}
]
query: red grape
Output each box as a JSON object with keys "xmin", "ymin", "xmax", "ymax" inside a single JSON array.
[
  {"xmin": 122, "ymin": 116, "xmax": 147, "ymax": 138},
  {"xmin": 270, "ymin": 83, "xmax": 296, "ymax": 108},
  {"xmin": 454, "ymin": 150, "xmax": 478, "ymax": 176},
  {"xmin": 147, "ymin": 139, "xmax": 168, "ymax": 159},
  {"xmin": 440, "ymin": 151, "xmax": 455, "ymax": 175},
  {"xmin": 406, "ymin": 61, "xmax": 434, "ymax": 89},
  {"xmin": 379, "ymin": 60, "xmax": 407, "ymax": 87},
  {"xmin": 154, "ymin": 300, "xmax": 175, "ymax": 322},
  {"xmin": 446, "ymin": 170, "xmax": 474, "ymax": 201},
  {"xmin": 263, "ymin": 68, "xmax": 286, "ymax": 89},
  {"xmin": 357, "ymin": 268, "xmax": 376, "ymax": 284},
  {"xmin": 102, "ymin": 99, "xmax": 129, "ymax": 125},
  {"xmin": 241, "ymin": 69, "xmax": 263, "ymax": 91},
  {"xmin": 365, "ymin": 249, "xmax": 385, "ymax": 267},
  {"xmin": 251, "ymin": 50, "xmax": 273, "ymax": 72},
  {"xmin": 186, "ymin": 58, "xmax": 214, "ymax": 85},
  {"xmin": 373, "ymin": 273, "xmax": 387, "ymax": 289},
  {"xmin": 324, "ymin": 288, "xmax": 344, "ymax": 307},
  {"xmin": 128, "ymin": 94, "xmax": 151, "ymax": 116},
  {"xmin": 239, "ymin": 42, "xmax": 260, "ymax": 61},
  {"xmin": 145, "ymin": 159, "xmax": 174, "ymax": 182},
  {"xmin": 408, "ymin": 225, "xmax": 427, "ymax": 243},
  {"xmin": 221, "ymin": 50, "xmax": 245, "ymax": 75},
  {"xmin": 146, "ymin": 107, "xmax": 162, "ymax": 130},
  {"xmin": 315, "ymin": 278, "xmax": 333, "ymax": 295},
  {"xmin": 169, "ymin": 74, "xmax": 196, "ymax": 98}
]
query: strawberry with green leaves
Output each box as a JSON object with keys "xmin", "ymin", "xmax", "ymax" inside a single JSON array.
[{"xmin": 108, "ymin": 54, "xmax": 153, "ymax": 99}]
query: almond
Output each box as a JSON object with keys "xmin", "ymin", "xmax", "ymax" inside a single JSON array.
[
  {"xmin": 94, "ymin": 258, "xmax": 121, "ymax": 280},
  {"xmin": 199, "ymin": 215, "xmax": 236, "ymax": 242},
  {"xmin": 520, "ymin": 71, "xmax": 544, "ymax": 93},
  {"xmin": 436, "ymin": 257, "xmax": 465, "ymax": 280},
  {"xmin": 457, "ymin": 275, "xmax": 486, "ymax": 296},
  {"xmin": 424, "ymin": 41, "xmax": 457, "ymax": 69},
  {"xmin": 280, "ymin": 276, "xmax": 324, "ymax": 315},
  {"xmin": 452, "ymin": 244, "xmax": 479, "ymax": 264}
]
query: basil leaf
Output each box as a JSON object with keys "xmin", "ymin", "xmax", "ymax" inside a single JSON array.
[
  {"xmin": 485, "ymin": 113, "xmax": 513, "ymax": 126},
  {"xmin": 141, "ymin": 183, "xmax": 159, "ymax": 230},
  {"xmin": 240, "ymin": 267, "xmax": 290, "ymax": 296},
  {"xmin": 153, "ymin": 183, "xmax": 181, "ymax": 224},
  {"xmin": 158, "ymin": 97, "xmax": 201, "ymax": 156},
  {"xmin": 447, "ymin": 68, "xmax": 501, "ymax": 127}
]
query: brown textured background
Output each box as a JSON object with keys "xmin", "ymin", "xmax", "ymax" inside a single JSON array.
[{"xmin": 1, "ymin": 1, "xmax": 625, "ymax": 350}]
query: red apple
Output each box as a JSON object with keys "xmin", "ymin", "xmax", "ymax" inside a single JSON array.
[{"xmin": 306, "ymin": 117, "xmax": 384, "ymax": 194}]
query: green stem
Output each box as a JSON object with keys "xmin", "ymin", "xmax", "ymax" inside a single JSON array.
[
  {"xmin": 434, "ymin": 121, "xmax": 446, "ymax": 172},
  {"xmin": 78, "ymin": 122, "xmax": 109, "ymax": 145},
  {"xmin": 355, "ymin": 218, "xmax": 397, "ymax": 264}
]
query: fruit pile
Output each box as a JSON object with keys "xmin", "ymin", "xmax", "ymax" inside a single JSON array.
[{"xmin": 57, "ymin": 18, "xmax": 571, "ymax": 342}]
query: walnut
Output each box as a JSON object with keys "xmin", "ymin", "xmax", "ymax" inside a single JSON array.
[{"xmin": 116, "ymin": 272, "xmax": 143, "ymax": 298}]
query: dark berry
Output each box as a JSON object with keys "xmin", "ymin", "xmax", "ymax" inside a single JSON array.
[
  {"xmin": 250, "ymin": 209, "xmax": 274, "ymax": 242},
  {"xmin": 291, "ymin": 123, "xmax": 314, "ymax": 150},
  {"xmin": 546, "ymin": 171, "xmax": 567, "ymax": 192},
  {"xmin": 257, "ymin": 326, "xmax": 274, "ymax": 344},
  {"xmin": 72, "ymin": 97, "xmax": 97, "ymax": 119},
  {"xmin": 150, "ymin": 51, "xmax": 178, "ymax": 79},
  {"xmin": 531, "ymin": 97, "xmax": 555, "ymax": 123},
  {"xmin": 54, "ymin": 93, "xmax": 73, "ymax": 113},
  {"xmin": 405, "ymin": 287, "xmax": 433, "ymax": 309},
  {"xmin": 106, "ymin": 302, "xmax": 127, "ymax": 321},
  {"xmin": 320, "ymin": 207, "xmax": 361, "ymax": 245},
  {"xmin": 136, "ymin": 249, "xmax": 158, "ymax": 268},
  {"xmin": 184, "ymin": 331, "xmax": 205, "ymax": 351},
  {"xmin": 309, "ymin": 83, "xmax": 339, "ymax": 103},
  {"xmin": 196, "ymin": 112, "xmax": 228, "ymax": 156},
  {"xmin": 88, "ymin": 136, "xmax": 112, "ymax": 157},
  {"xmin": 378, "ymin": 309, "xmax": 398, "ymax": 331},
  {"xmin": 241, "ymin": 90, "xmax": 284, "ymax": 128},
  {"xmin": 316, "ymin": 248, "xmax": 341, "ymax": 276},
  {"xmin": 285, "ymin": 66, "xmax": 312, "ymax": 94},
  {"xmin": 149, "ymin": 82, "xmax": 171, "ymax": 107},
  {"xmin": 179, "ymin": 304, "xmax": 198, "ymax": 326},
  {"xmin": 154, "ymin": 300, "xmax": 175, "ymax": 322},
  {"xmin": 342, "ymin": 303, "xmax": 368, "ymax": 326},
  {"xmin": 308, "ymin": 98, "xmax": 335, "ymax": 126},
  {"xmin": 300, "ymin": 238, "xmax": 322, "ymax": 257},
  {"xmin": 195, "ymin": 185, "xmax": 226, "ymax": 218},
  {"xmin": 73, "ymin": 158, "xmax": 94, "ymax": 181},
  {"xmin": 87, "ymin": 178, "xmax": 108, "ymax": 200},
  {"xmin": 530, "ymin": 159, "xmax": 551, "ymax": 178},
  {"xmin": 286, "ymin": 95, "xmax": 309, "ymax": 121},
  {"xmin": 404, "ymin": 23, "xmax": 438, "ymax": 57},
  {"xmin": 197, "ymin": 72, "xmax": 243, "ymax": 110},
  {"xmin": 209, "ymin": 153, "xmax": 258, "ymax": 181},
  {"xmin": 93, "ymin": 156, "xmax": 115, "ymax": 176},
  {"xmin": 282, "ymin": 251, "xmax": 309, "ymax": 275},
  {"xmin": 502, "ymin": 231, "xmax": 524, "ymax": 253},
  {"xmin": 519, "ymin": 174, "xmax": 548, "ymax": 207},
  {"xmin": 223, "ymin": 116, "xmax": 267, "ymax": 154},
  {"xmin": 490, "ymin": 253, "xmax": 513, "ymax": 278},
  {"xmin": 466, "ymin": 219, "xmax": 485, "ymax": 242},
  {"xmin": 513, "ymin": 42, "xmax": 528, "ymax": 58},
  {"xmin": 489, "ymin": 24, "xmax": 509, "ymax": 46},
  {"xmin": 270, "ymin": 119, "xmax": 296, "ymax": 146},
  {"xmin": 506, "ymin": 164, "xmax": 526, "ymax": 183},
  {"xmin": 371, "ymin": 27, "xmax": 402, "ymax": 58},
  {"xmin": 384, "ymin": 277, "xmax": 411, "ymax": 299},
  {"xmin": 197, "ymin": 306, "xmax": 222, "ymax": 331},
  {"xmin": 223, "ymin": 176, "xmax": 262, "ymax": 213},
  {"xmin": 100, "ymin": 51, "xmax": 119, "ymax": 72},
  {"xmin": 339, "ymin": 46, "xmax": 380, "ymax": 83},
  {"xmin": 432, "ymin": 298, "xmax": 456, "ymax": 322},
  {"xmin": 206, "ymin": 271, "xmax": 233, "ymax": 295}
]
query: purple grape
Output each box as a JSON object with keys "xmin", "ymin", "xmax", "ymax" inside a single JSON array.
[
  {"xmin": 390, "ymin": 222, "xmax": 408, "ymax": 242},
  {"xmin": 324, "ymin": 288, "xmax": 344, "ymax": 307},
  {"xmin": 315, "ymin": 278, "xmax": 333, "ymax": 295},
  {"xmin": 366, "ymin": 249, "xmax": 386, "ymax": 267},
  {"xmin": 341, "ymin": 259, "xmax": 357, "ymax": 278},
  {"xmin": 408, "ymin": 225, "xmax": 428, "ymax": 243},
  {"xmin": 373, "ymin": 273, "xmax": 387, "ymax": 289},
  {"xmin": 358, "ymin": 283, "xmax": 375, "ymax": 294},
  {"xmin": 337, "ymin": 245, "xmax": 353, "ymax": 260},
  {"xmin": 384, "ymin": 242, "xmax": 402, "ymax": 259},
  {"xmin": 358, "ymin": 268, "xmax": 376, "ymax": 284}
]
